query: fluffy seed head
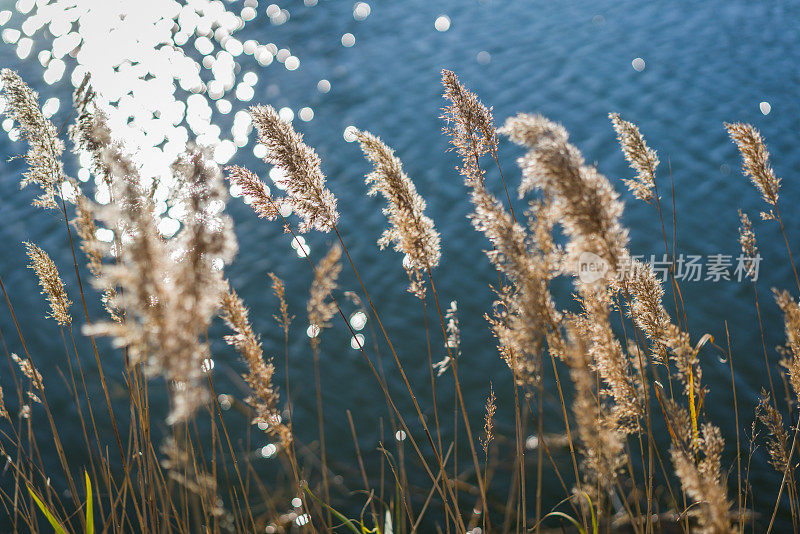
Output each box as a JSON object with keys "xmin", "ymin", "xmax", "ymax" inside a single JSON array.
[
  {"xmin": 220, "ymin": 285, "xmax": 292, "ymax": 446},
  {"xmin": 12, "ymin": 353, "xmax": 44, "ymax": 401},
  {"xmin": 441, "ymin": 69, "xmax": 498, "ymax": 165},
  {"xmin": 84, "ymin": 135, "xmax": 237, "ymax": 424},
  {"xmin": 250, "ymin": 105, "xmax": 338, "ymax": 232},
  {"xmin": 726, "ymin": 122, "xmax": 780, "ymax": 218},
  {"xmin": 0, "ymin": 386, "xmax": 7, "ymax": 420},
  {"xmin": 1, "ymin": 69, "xmax": 65, "ymax": 209},
  {"xmin": 307, "ymin": 244, "xmax": 342, "ymax": 348},
  {"xmin": 226, "ymin": 165, "xmax": 280, "ymax": 221},
  {"xmin": 774, "ymin": 289, "xmax": 800, "ymax": 404},
  {"xmin": 434, "ymin": 300, "xmax": 460, "ymax": 376},
  {"xmin": 24, "ymin": 242, "xmax": 72, "ymax": 327},
  {"xmin": 738, "ymin": 210, "xmax": 759, "ymax": 281},
  {"xmin": 355, "ymin": 130, "xmax": 441, "ymax": 297},
  {"xmin": 609, "ymin": 112, "xmax": 658, "ymax": 203},
  {"xmin": 756, "ymin": 391, "xmax": 792, "ymax": 475},
  {"xmin": 500, "ymin": 113, "xmax": 629, "ymax": 281}
]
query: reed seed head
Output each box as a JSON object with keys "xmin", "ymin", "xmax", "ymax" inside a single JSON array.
[
  {"xmin": 0, "ymin": 386, "xmax": 7, "ymax": 420},
  {"xmin": 756, "ymin": 390, "xmax": 791, "ymax": 475},
  {"xmin": 434, "ymin": 300, "xmax": 460, "ymax": 376},
  {"xmin": 726, "ymin": 122, "xmax": 780, "ymax": 218},
  {"xmin": 355, "ymin": 129, "xmax": 441, "ymax": 298},
  {"xmin": 441, "ymin": 69, "xmax": 498, "ymax": 166},
  {"xmin": 24, "ymin": 242, "xmax": 72, "ymax": 327},
  {"xmin": 480, "ymin": 384, "xmax": 496, "ymax": 455},
  {"xmin": 609, "ymin": 112, "xmax": 658, "ymax": 203},
  {"xmin": 670, "ymin": 423, "xmax": 732, "ymax": 534},
  {"xmin": 250, "ymin": 104, "xmax": 338, "ymax": 232},
  {"xmin": 226, "ymin": 165, "xmax": 280, "ymax": 221},
  {"xmin": 619, "ymin": 260, "xmax": 672, "ymax": 365},
  {"xmin": 1, "ymin": 69, "xmax": 65, "ymax": 209},
  {"xmin": 12, "ymin": 353, "xmax": 43, "ymax": 399},
  {"xmin": 774, "ymin": 289, "xmax": 800, "ymax": 404},
  {"xmin": 85, "ymin": 139, "xmax": 237, "ymax": 425},
  {"xmin": 220, "ymin": 284, "xmax": 292, "ymax": 446},
  {"xmin": 307, "ymin": 244, "xmax": 342, "ymax": 348},
  {"xmin": 268, "ymin": 272, "xmax": 294, "ymax": 335},
  {"xmin": 500, "ymin": 113, "xmax": 629, "ymax": 281},
  {"xmin": 738, "ymin": 210, "xmax": 759, "ymax": 280},
  {"xmin": 564, "ymin": 326, "xmax": 625, "ymax": 497}
]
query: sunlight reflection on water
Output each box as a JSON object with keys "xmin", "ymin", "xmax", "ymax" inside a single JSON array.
[{"xmin": 0, "ymin": 0, "xmax": 332, "ymax": 233}]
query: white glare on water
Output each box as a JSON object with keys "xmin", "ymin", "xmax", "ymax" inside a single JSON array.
[
  {"xmin": 353, "ymin": 3, "xmax": 370, "ymax": 21},
  {"xmin": 299, "ymin": 106, "xmax": 313, "ymax": 121},
  {"xmin": 350, "ymin": 334, "xmax": 364, "ymax": 349},
  {"xmin": 2, "ymin": 0, "xmax": 325, "ymax": 231},
  {"xmin": 343, "ymin": 125, "xmax": 357, "ymax": 142},
  {"xmin": 435, "ymin": 15, "xmax": 450, "ymax": 32},
  {"xmin": 349, "ymin": 311, "xmax": 367, "ymax": 330}
]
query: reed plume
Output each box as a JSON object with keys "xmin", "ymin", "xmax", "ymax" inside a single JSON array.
[
  {"xmin": 85, "ymin": 124, "xmax": 236, "ymax": 423},
  {"xmin": 470, "ymin": 185, "xmax": 558, "ymax": 385},
  {"xmin": 355, "ymin": 130, "xmax": 441, "ymax": 298},
  {"xmin": 669, "ymin": 418, "xmax": 732, "ymax": 534},
  {"xmin": 71, "ymin": 196, "xmax": 122, "ymax": 322},
  {"xmin": 0, "ymin": 386, "xmax": 7, "ymax": 421},
  {"xmin": 1, "ymin": 69, "xmax": 64, "ymax": 209},
  {"xmin": 226, "ymin": 165, "xmax": 280, "ymax": 221},
  {"xmin": 756, "ymin": 391, "xmax": 792, "ymax": 476},
  {"xmin": 171, "ymin": 148, "xmax": 238, "ymax": 295},
  {"xmin": 24, "ymin": 242, "xmax": 72, "ymax": 327},
  {"xmin": 564, "ymin": 327, "xmax": 625, "ymax": 499},
  {"xmin": 12, "ymin": 353, "xmax": 43, "ymax": 404},
  {"xmin": 575, "ymin": 288, "xmax": 644, "ymax": 433},
  {"xmin": 442, "ymin": 71, "xmax": 559, "ymax": 383},
  {"xmin": 609, "ymin": 112, "xmax": 658, "ymax": 203},
  {"xmin": 619, "ymin": 261, "xmax": 672, "ymax": 365},
  {"xmin": 250, "ymin": 104, "xmax": 338, "ymax": 232},
  {"xmin": 269, "ymin": 272, "xmax": 294, "ymax": 335},
  {"xmin": 725, "ymin": 122, "xmax": 780, "ymax": 219},
  {"xmin": 774, "ymin": 289, "xmax": 800, "ymax": 403},
  {"xmin": 665, "ymin": 324, "xmax": 704, "ymax": 411},
  {"xmin": 434, "ymin": 300, "xmax": 460, "ymax": 376},
  {"xmin": 500, "ymin": 113, "xmax": 629, "ymax": 281},
  {"xmin": 220, "ymin": 284, "xmax": 291, "ymax": 446},
  {"xmin": 70, "ymin": 83, "xmax": 120, "ymax": 188},
  {"xmin": 480, "ymin": 384, "xmax": 496, "ymax": 455},
  {"xmin": 738, "ymin": 210, "xmax": 759, "ymax": 281},
  {"xmin": 440, "ymin": 69, "xmax": 498, "ymax": 185},
  {"xmin": 307, "ymin": 244, "xmax": 342, "ymax": 348}
]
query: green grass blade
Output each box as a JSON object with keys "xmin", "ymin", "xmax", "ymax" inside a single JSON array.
[
  {"xmin": 85, "ymin": 471, "xmax": 94, "ymax": 534},
  {"xmin": 303, "ymin": 483, "xmax": 362, "ymax": 534},
  {"xmin": 543, "ymin": 511, "xmax": 586, "ymax": 534},
  {"xmin": 27, "ymin": 486, "xmax": 68, "ymax": 534}
]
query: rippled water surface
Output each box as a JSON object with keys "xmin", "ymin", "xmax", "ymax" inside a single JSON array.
[{"xmin": 1, "ymin": 0, "xmax": 799, "ymax": 529}]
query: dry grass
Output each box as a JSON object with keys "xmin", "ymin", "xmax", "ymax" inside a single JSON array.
[{"xmin": 0, "ymin": 67, "xmax": 797, "ymax": 534}]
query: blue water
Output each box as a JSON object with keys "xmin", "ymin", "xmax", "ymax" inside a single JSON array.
[{"xmin": 1, "ymin": 0, "xmax": 799, "ymax": 529}]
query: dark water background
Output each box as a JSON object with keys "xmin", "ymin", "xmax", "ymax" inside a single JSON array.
[{"xmin": 1, "ymin": 0, "xmax": 800, "ymax": 529}]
